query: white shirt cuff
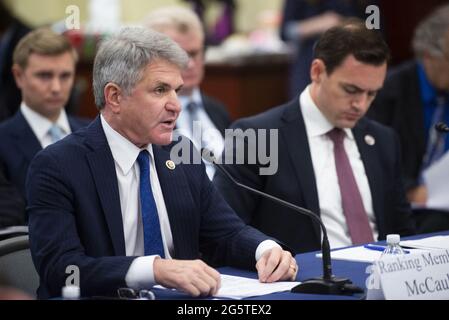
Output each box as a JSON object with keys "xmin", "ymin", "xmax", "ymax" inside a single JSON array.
[
  {"xmin": 125, "ymin": 255, "xmax": 159, "ymax": 289},
  {"xmin": 255, "ymin": 240, "xmax": 282, "ymax": 261}
]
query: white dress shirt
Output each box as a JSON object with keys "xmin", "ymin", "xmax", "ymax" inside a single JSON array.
[
  {"xmin": 101, "ymin": 115, "xmax": 278, "ymax": 290},
  {"xmin": 177, "ymin": 88, "xmax": 224, "ymax": 180},
  {"xmin": 20, "ymin": 102, "xmax": 71, "ymax": 148},
  {"xmin": 101, "ymin": 115, "xmax": 174, "ymax": 289},
  {"xmin": 300, "ymin": 86, "xmax": 378, "ymax": 248}
]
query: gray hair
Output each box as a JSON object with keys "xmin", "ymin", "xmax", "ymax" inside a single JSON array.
[
  {"xmin": 143, "ymin": 6, "xmax": 204, "ymax": 41},
  {"xmin": 93, "ymin": 27, "xmax": 188, "ymax": 109},
  {"xmin": 413, "ymin": 4, "xmax": 449, "ymax": 59}
]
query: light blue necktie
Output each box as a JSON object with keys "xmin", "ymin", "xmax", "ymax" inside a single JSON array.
[
  {"xmin": 136, "ymin": 150, "xmax": 165, "ymax": 258},
  {"xmin": 48, "ymin": 124, "xmax": 65, "ymax": 143}
]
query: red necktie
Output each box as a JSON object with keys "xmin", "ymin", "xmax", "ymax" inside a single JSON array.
[{"xmin": 327, "ymin": 128, "xmax": 374, "ymax": 245}]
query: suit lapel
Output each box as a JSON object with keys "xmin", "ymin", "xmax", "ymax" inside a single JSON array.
[
  {"xmin": 11, "ymin": 112, "xmax": 42, "ymax": 163},
  {"xmin": 353, "ymin": 120, "xmax": 384, "ymax": 232},
  {"xmin": 85, "ymin": 117, "xmax": 126, "ymax": 256},
  {"xmin": 281, "ymin": 101, "xmax": 321, "ymax": 240},
  {"xmin": 201, "ymin": 94, "xmax": 225, "ymax": 135},
  {"xmin": 152, "ymin": 145, "xmax": 195, "ymax": 259}
]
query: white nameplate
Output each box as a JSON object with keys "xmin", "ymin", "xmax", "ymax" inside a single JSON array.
[{"xmin": 372, "ymin": 249, "xmax": 449, "ymax": 300}]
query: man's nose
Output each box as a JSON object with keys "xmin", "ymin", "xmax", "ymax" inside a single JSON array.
[{"xmin": 50, "ymin": 77, "xmax": 62, "ymax": 93}]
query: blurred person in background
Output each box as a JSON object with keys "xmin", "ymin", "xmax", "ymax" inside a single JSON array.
[
  {"xmin": 368, "ymin": 5, "xmax": 449, "ymax": 233},
  {"xmin": 145, "ymin": 6, "xmax": 231, "ymax": 180},
  {"xmin": 280, "ymin": 0, "xmax": 378, "ymax": 98}
]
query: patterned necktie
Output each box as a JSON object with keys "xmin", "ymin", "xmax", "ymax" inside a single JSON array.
[
  {"xmin": 136, "ymin": 150, "xmax": 165, "ymax": 257},
  {"xmin": 48, "ymin": 124, "xmax": 65, "ymax": 143},
  {"xmin": 327, "ymin": 128, "xmax": 374, "ymax": 245}
]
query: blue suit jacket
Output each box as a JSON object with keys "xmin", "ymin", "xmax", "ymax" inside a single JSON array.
[
  {"xmin": 27, "ymin": 116, "xmax": 270, "ymax": 299},
  {"xmin": 0, "ymin": 110, "xmax": 89, "ymax": 200},
  {"xmin": 214, "ymin": 98, "xmax": 416, "ymax": 254}
]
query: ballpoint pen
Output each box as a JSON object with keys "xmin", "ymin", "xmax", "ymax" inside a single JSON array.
[{"xmin": 363, "ymin": 244, "xmax": 410, "ymax": 254}]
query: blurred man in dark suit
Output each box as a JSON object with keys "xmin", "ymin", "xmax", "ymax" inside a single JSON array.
[
  {"xmin": 0, "ymin": 0, "xmax": 31, "ymax": 121},
  {"xmin": 27, "ymin": 27, "xmax": 297, "ymax": 299},
  {"xmin": 0, "ymin": 161, "xmax": 25, "ymax": 228},
  {"xmin": 368, "ymin": 5, "xmax": 449, "ymax": 233},
  {"xmin": 214, "ymin": 22, "xmax": 416, "ymax": 254},
  {"xmin": 145, "ymin": 6, "xmax": 230, "ymax": 180},
  {"xmin": 0, "ymin": 28, "xmax": 88, "ymax": 207}
]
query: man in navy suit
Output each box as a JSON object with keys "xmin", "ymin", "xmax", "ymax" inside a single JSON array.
[
  {"xmin": 145, "ymin": 6, "xmax": 231, "ymax": 180},
  {"xmin": 0, "ymin": 28, "xmax": 88, "ymax": 207},
  {"xmin": 27, "ymin": 27, "xmax": 297, "ymax": 299},
  {"xmin": 214, "ymin": 22, "xmax": 416, "ymax": 254}
]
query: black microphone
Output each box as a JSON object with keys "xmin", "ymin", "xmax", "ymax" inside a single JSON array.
[
  {"xmin": 435, "ymin": 122, "xmax": 449, "ymax": 133},
  {"xmin": 202, "ymin": 148, "xmax": 363, "ymax": 295}
]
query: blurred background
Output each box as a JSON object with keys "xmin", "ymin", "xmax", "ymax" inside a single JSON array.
[{"xmin": 2, "ymin": 0, "xmax": 448, "ymax": 120}]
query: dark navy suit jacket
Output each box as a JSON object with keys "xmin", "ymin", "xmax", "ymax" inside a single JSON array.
[
  {"xmin": 214, "ymin": 98, "xmax": 416, "ymax": 254},
  {"xmin": 27, "ymin": 116, "xmax": 271, "ymax": 299},
  {"xmin": 0, "ymin": 110, "xmax": 89, "ymax": 200}
]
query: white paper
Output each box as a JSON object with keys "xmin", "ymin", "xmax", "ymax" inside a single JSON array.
[
  {"xmin": 154, "ymin": 274, "xmax": 300, "ymax": 299},
  {"xmin": 423, "ymin": 152, "xmax": 449, "ymax": 210},
  {"xmin": 401, "ymin": 235, "xmax": 449, "ymax": 250},
  {"xmin": 214, "ymin": 274, "xmax": 301, "ymax": 299},
  {"xmin": 316, "ymin": 246, "xmax": 427, "ymax": 263}
]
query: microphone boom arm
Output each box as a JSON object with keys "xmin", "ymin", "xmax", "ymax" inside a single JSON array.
[{"xmin": 210, "ymin": 154, "xmax": 364, "ymax": 295}]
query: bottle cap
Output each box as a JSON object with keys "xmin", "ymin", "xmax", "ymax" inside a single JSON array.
[
  {"xmin": 62, "ymin": 285, "xmax": 80, "ymax": 299},
  {"xmin": 386, "ymin": 234, "xmax": 400, "ymax": 245}
]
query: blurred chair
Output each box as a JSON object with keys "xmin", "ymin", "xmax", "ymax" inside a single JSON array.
[{"xmin": 0, "ymin": 235, "xmax": 38, "ymax": 298}]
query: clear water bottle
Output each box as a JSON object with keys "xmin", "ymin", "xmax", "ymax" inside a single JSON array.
[
  {"xmin": 381, "ymin": 234, "xmax": 406, "ymax": 256},
  {"xmin": 366, "ymin": 234, "xmax": 406, "ymax": 300},
  {"xmin": 62, "ymin": 285, "xmax": 80, "ymax": 300}
]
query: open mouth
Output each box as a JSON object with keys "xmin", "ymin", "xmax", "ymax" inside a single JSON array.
[{"xmin": 161, "ymin": 119, "xmax": 176, "ymax": 128}]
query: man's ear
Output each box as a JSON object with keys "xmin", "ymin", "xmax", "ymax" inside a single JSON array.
[
  {"xmin": 104, "ymin": 83, "xmax": 123, "ymax": 114},
  {"xmin": 11, "ymin": 64, "xmax": 24, "ymax": 89},
  {"xmin": 310, "ymin": 59, "xmax": 326, "ymax": 84}
]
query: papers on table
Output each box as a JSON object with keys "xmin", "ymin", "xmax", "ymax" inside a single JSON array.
[
  {"xmin": 215, "ymin": 274, "xmax": 301, "ymax": 299},
  {"xmin": 315, "ymin": 235, "xmax": 449, "ymax": 263},
  {"xmin": 316, "ymin": 246, "xmax": 428, "ymax": 263},
  {"xmin": 401, "ymin": 235, "xmax": 449, "ymax": 250},
  {"xmin": 423, "ymin": 152, "xmax": 449, "ymax": 210},
  {"xmin": 154, "ymin": 274, "xmax": 301, "ymax": 299}
]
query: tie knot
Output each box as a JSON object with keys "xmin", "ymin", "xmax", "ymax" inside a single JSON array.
[
  {"xmin": 186, "ymin": 101, "xmax": 198, "ymax": 113},
  {"xmin": 137, "ymin": 150, "xmax": 150, "ymax": 169},
  {"xmin": 327, "ymin": 128, "xmax": 345, "ymax": 145},
  {"xmin": 48, "ymin": 124, "xmax": 64, "ymax": 143}
]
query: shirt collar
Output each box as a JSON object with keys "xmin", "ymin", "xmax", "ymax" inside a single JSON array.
[
  {"xmin": 299, "ymin": 86, "xmax": 354, "ymax": 140},
  {"xmin": 100, "ymin": 114, "xmax": 155, "ymax": 175},
  {"xmin": 178, "ymin": 87, "xmax": 202, "ymax": 109},
  {"xmin": 20, "ymin": 102, "xmax": 71, "ymax": 141}
]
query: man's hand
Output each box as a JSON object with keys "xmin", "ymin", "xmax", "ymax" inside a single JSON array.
[
  {"xmin": 256, "ymin": 247, "xmax": 298, "ymax": 283},
  {"xmin": 153, "ymin": 258, "xmax": 221, "ymax": 297},
  {"xmin": 407, "ymin": 185, "xmax": 427, "ymax": 205}
]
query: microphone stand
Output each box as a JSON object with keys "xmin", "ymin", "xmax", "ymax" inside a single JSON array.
[{"xmin": 206, "ymin": 150, "xmax": 363, "ymax": 295}]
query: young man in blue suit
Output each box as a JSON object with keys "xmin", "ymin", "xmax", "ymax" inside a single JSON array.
[
  {"xmin": 0, "ymin": 28, "xmax": 88, "ymax": 206},
  {"xmin": 27, "ymin": 27, "xmax": 297, "ymax": 299},
  {"xmin": 214, "ymin": 22, "xmax": 416, "ymax": 254}
]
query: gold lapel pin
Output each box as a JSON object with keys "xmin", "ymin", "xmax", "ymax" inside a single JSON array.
[
  {"xmin": 166, "ymin": 160, "xmax": 176, "ymax": 170},
  {"xmin": 364, "ymin": 134, "xmax": 375, "ymax": 146}
]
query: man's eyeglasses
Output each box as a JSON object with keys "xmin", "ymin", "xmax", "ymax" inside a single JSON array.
[{"xmin": 117, "ymin": 288, "xmax": 155, "ymax": 300}]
